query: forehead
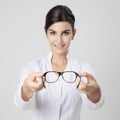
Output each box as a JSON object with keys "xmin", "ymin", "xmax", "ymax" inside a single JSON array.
[{"xmin": 48, "ymin": 22, "xmax": 72, "ymax": 31}]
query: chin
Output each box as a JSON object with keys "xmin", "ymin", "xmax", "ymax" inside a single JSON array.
[{"xmin": 52, "ymin": 49, "xmax": 67, "ymax": 55}]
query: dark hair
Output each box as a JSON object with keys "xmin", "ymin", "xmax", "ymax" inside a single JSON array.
[{"xmin": 44, "ymin": 5, "xmax": 75, "ymax": 32}]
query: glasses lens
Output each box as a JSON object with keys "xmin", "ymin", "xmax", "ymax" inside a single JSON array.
[
  {"xmin": 63, "ymin": 71, "xmax": 76, "ymax": 83},
  {"xmin": 45, "ymin": 72, "xmax": 59, "ymax": 83}
]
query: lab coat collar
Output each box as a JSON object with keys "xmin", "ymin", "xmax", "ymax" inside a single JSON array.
[{"xmin": 47, "ymin": 51, "xmax": 71, "ymax": 63}]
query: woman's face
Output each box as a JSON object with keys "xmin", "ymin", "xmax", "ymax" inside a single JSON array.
[{"xmin": 46, "ymin": 21, "xmax": 76, "ymax": 55}]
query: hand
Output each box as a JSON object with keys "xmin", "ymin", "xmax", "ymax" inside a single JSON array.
[
  {"xmin": 22, "ymin": 72, "xmax": 45, "ymax": 101},
  {"xmin": 77, "ymin": 72, "xmax": 101, "ymax": 103}
]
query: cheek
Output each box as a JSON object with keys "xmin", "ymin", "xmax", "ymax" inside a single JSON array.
[
  {"xmin": 47, "ymin": 36, "xmax": 54, "ymax": 43},
  {"xmin": 64, "ymin": 36, "xmax": 73, "ymax": 42}
]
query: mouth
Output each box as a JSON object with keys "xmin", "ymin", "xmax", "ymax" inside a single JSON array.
[{"xmin": 54, "ymin": 44, "xmax": 65, "ymax": 49}]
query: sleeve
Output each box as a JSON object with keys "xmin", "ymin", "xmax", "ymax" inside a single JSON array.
[
  {"xmin": 14, "ymin": 61, "xmax": 41, "ymax": 110},
  {"xmin": 80, "ymin": 63, "xmax": 104, "ymax": 109}
]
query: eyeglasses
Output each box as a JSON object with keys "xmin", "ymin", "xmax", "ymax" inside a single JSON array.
[{"xmin": 42, "ymin": 71, "xmax": 81, "ymax": 88}]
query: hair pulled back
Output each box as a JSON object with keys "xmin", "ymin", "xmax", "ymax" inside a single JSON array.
[{"xmin": 45, "ymin": 5, "xmax": 75, "ymax": 32}]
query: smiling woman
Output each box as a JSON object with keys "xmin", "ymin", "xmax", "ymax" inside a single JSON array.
[
  {"xmin": 46, "ymin": 22, "xmax": 76, "ymax": 55},
  {"xmin": 14, "ymin": 5, "xmax": 104, "ymax": 120}
]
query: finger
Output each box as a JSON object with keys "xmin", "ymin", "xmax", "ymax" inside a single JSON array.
[
  {"xmin": 80, "ymin": 72, "xmax": 92, "ymax": 78},
  {"xmin": 31, "ymin": 72, "xmax": 44, "ymax": 79},
  {"xmin": 75, "ymin": 77, "xmax": 81, "ymax": 88},
  {"xmin": 78, "ymin": 80, "xmax": 86, "ymax": 90},
  {"xmin": 35, "ymin": 76, "xmax": 42, "ymax": 82},
  {"xmin": 29, "ymin": 74, "xmax": 44, "ymax": 90},
  {"xmin": 80, "ymin": 72, "xmax": 95, "ymax": 82},
  {"xmin": 76, "ymin": 76, "xmax": 95, "ymax": 95},
  {"xmin": 31, "ymin": 79, "xmax": 44, "ymax": 91},
  {"xmin": 78, "ymin": 80, "xmax": 88, "ymax": 94},
  {"xmin": 36, "ymin": 75, "xmax": 46, "ymax": 88},
  {"xmin": 39, "ymin": 77, "xmax": 46, "ymax": 88},
  {"xmin": 29, "ymin": 72, "xmax": 44, "ymax": 83}
]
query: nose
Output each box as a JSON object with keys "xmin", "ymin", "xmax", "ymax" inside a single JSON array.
[{"xmin": 56, "ymin": 35, "xmax": 63, "ymax": 44}]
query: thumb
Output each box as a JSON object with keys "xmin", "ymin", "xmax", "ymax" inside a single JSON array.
[{"xmin": 78, "ymin": 80, "xmax": 88, "ymax": 94}]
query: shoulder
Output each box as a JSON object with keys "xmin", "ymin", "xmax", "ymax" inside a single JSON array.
[
  {"xmin": 69, "ymin": 55, "xmax": 95, "ymax": 76},
  {"xmin": 69, "ymin": 57, "xmax": 95, "ymax": 76}
]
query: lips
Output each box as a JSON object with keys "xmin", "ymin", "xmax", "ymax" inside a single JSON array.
[{"xmin": 54, "ymin": 44, "xmax": 65, "ymax": 49}]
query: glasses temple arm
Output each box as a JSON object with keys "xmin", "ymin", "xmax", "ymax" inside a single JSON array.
[
  {"xmin": 42, "ymin": 79, "xmax": 46, "ymax": 88},
  {"xmin": 76, "ymin": 74, "xmax": 81, "ymax": 89}
]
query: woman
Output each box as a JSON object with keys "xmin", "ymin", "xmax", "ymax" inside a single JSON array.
[{"xmin": 15, "ymin": 5, "xmax": 104, "ymax": 120}]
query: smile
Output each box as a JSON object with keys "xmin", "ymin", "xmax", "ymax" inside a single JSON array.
[{"xmin": 54, "ymin": 44, "xmax": 65, "ymax": 48}]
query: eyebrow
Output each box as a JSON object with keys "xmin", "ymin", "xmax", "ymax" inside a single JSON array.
[{"xmin": 47, "ymin": 29, "xmax": 71, "ymax": 32}]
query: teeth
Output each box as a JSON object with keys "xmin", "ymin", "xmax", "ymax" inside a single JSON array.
[{"xmin": 55, "ymin": 45, "xmax": 64, "ymax": 48}]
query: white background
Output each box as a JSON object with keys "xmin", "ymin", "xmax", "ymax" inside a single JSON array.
[{"xmin": 0, "ymin": 0, "xmax": 120, "ymax": 120}]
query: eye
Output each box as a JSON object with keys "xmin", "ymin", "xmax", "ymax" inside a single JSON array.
[
  {"xmin": 62, "ymin": 31, "xmax": 70, "ymax": 36},
  {"xmin": 49, "ymin": 31, "xmax": 56, "ymax": 35}
]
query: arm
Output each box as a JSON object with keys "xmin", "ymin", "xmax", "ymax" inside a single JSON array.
[
  {"xmin": 22, "ymin": 72, "xmax": 44, "ymax": 101},
  {"xmin": 79, "ymin": 72, "xmax": 101, "ymax": 103},
  {"xmin": 14, "ymin": 61, "xmax": 44, "ymax": 110},
  {"xmin": 78, "ymin": 63, "xmax": 104, "ymax": 108}
]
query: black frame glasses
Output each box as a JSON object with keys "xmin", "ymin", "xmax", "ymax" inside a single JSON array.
[{"xmin": 42, "ymin": 71, "xmax": 81, "ymax": 88}]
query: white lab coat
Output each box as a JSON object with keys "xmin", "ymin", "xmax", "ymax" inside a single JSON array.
[{"xmin": 14, "ymin": 52, "xmax": 104, "ymax": 120}]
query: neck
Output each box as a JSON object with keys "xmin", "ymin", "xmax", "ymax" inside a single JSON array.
[{"xmin": 51, "ymin": 53, "xmax": 67, "ymax": 65}]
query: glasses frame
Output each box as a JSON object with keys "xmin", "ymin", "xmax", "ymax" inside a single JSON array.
[{"xmin": 43, "ymin": 71, "xmax": 81, "ymax": 88}]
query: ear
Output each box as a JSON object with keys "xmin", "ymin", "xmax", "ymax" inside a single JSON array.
[{"xmin": 72, "ymin": 29, "xmax": 76, "ymax": 40}]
